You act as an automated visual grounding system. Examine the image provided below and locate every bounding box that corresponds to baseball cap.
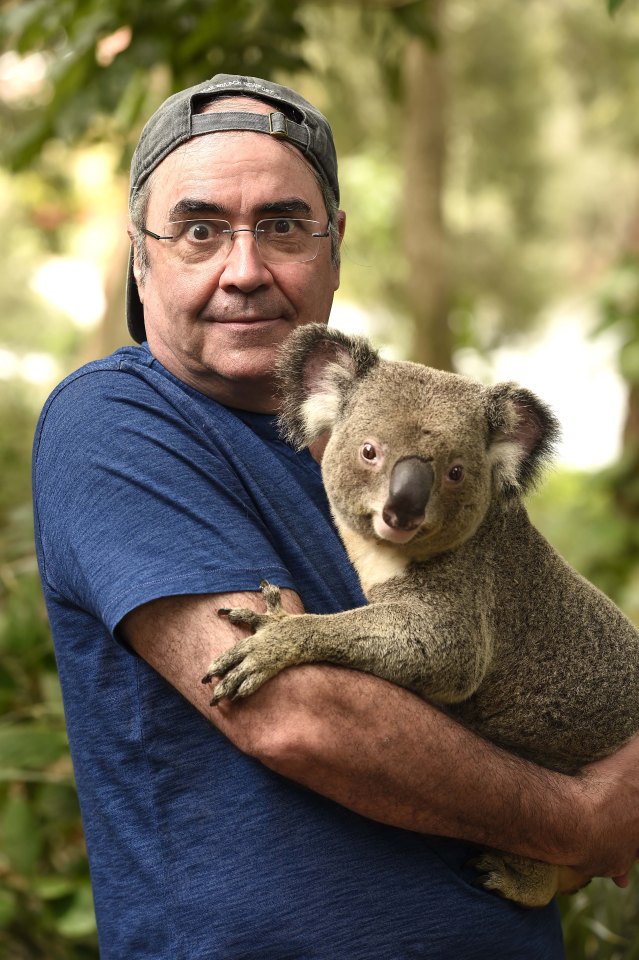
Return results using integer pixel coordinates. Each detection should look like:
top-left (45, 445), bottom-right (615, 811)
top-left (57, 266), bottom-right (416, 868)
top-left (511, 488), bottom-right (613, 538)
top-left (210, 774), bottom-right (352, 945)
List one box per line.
top-left (126, 73), bottom-right (339, 343)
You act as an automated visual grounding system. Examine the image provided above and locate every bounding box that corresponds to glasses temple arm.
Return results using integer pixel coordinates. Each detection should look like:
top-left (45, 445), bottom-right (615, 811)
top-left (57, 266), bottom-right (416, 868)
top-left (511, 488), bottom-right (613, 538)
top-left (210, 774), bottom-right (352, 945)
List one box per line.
top-left (140, 227), bottom-right (174, 241)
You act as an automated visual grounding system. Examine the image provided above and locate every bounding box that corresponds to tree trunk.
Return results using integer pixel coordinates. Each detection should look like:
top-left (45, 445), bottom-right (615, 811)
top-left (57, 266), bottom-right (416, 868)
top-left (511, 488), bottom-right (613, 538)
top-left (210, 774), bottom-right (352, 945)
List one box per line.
top-left (401, 0), bottom-right (452, 370)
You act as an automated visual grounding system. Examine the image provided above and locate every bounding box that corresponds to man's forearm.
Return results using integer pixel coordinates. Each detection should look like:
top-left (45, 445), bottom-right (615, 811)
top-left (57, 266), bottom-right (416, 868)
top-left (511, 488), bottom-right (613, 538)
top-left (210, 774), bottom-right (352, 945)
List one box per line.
top-left (216, 664), bottom-right (596, 866)
top-left (123, 591), bottom-right (639, 879)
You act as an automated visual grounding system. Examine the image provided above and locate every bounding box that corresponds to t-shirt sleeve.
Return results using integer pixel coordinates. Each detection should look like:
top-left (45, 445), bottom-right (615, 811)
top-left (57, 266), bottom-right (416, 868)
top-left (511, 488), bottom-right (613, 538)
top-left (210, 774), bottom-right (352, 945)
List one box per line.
top-left (33, 369), bottom-right (296, 634)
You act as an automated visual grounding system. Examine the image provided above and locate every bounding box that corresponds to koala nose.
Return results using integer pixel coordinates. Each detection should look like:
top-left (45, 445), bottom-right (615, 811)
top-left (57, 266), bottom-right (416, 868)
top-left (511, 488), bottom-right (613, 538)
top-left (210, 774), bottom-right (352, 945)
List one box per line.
top-left (383, 457), bottom-right (434, 531)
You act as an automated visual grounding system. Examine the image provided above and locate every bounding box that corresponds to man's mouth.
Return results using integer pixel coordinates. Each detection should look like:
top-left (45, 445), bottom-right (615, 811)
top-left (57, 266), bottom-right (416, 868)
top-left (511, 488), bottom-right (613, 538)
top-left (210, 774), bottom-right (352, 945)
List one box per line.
top-left (214, 316), bottom-right (283, 325)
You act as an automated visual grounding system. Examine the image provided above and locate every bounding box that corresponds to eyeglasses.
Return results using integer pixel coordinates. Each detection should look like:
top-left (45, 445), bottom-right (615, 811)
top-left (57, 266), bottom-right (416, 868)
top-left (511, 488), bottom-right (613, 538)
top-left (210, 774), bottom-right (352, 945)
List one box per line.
top-left (141, 218), bottom-right (330, 265)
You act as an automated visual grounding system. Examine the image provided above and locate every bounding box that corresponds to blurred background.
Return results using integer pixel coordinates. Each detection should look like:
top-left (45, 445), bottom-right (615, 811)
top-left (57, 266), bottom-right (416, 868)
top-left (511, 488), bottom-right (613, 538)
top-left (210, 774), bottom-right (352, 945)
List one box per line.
top-left (1, 0), bottom-right (639, 956)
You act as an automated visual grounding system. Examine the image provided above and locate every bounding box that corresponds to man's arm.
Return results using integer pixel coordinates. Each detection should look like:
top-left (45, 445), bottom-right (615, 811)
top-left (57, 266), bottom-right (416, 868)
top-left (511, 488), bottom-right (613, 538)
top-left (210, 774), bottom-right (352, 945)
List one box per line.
top-left (120, 590), bottom-right (639, 879)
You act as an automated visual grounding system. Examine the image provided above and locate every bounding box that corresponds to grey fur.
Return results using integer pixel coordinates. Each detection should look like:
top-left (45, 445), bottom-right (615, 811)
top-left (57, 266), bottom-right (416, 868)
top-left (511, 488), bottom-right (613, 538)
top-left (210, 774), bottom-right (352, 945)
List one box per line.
top-left (203, 324), bottom-right (639, 907)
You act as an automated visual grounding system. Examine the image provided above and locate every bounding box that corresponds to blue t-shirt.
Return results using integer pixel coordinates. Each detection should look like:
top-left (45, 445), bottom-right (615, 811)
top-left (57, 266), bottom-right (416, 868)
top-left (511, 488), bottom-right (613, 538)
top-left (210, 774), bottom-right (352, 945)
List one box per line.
top-left (32, 343), bottom-right (564, 959)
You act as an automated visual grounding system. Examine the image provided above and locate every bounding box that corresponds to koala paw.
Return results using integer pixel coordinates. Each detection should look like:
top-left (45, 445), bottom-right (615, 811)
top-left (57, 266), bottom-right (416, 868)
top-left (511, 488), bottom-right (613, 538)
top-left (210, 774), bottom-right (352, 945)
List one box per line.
top-left (201, 582), bottom-right (299, 704)
top-left (470, 851), bottom-right (559, 908)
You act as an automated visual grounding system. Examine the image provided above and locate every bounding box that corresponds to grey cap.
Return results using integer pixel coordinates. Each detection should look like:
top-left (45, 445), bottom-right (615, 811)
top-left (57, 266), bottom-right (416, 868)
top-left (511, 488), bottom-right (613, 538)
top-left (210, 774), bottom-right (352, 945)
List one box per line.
top-left (126, 73), bottom-right (339, 343)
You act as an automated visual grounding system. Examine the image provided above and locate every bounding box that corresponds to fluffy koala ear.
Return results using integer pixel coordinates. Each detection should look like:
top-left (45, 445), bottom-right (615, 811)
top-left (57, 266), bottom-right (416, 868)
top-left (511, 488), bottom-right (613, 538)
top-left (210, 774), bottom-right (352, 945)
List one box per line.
top-left (276, 323), bottom-right (379, 449)
top-left (485, 383), bottom-right (561, 497)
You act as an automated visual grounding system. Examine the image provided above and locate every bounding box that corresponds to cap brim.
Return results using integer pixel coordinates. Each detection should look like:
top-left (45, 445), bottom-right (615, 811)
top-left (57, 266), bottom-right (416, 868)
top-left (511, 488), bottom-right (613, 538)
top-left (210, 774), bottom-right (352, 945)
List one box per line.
top-left (126, 247), bottom-right (146, 343)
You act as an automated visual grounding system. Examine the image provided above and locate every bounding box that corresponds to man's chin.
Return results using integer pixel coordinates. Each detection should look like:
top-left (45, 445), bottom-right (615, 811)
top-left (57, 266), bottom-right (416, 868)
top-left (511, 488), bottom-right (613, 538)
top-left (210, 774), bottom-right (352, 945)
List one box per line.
top-left (203, 315), bottom-right (295, 347)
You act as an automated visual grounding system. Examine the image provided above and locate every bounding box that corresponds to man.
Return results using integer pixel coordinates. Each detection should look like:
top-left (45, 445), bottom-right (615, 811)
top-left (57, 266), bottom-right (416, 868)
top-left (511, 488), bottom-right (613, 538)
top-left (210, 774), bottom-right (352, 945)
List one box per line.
top-left (33, 74), bottom-right (639, 959)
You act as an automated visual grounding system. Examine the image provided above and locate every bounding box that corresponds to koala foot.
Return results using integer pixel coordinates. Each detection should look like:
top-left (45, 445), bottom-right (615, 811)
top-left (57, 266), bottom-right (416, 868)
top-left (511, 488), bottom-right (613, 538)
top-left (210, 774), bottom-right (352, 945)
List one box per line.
top-left (202, 582), bottom-right (299, 704)
top-left (470, 851), bottom-right (560, 908)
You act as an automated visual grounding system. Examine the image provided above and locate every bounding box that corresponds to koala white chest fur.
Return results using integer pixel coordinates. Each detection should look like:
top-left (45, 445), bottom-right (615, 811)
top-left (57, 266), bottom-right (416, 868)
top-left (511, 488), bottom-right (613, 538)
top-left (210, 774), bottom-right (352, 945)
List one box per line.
top-left (337, 525), bottom-right (409, 593)
top-left (204, 323), bottom-right (639, 909)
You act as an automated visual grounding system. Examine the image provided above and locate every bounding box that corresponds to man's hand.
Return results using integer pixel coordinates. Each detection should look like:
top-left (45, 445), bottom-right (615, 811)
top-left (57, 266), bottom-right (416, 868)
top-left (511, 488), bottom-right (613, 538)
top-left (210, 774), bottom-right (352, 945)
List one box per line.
top-left (613, 873), bottom-right (631, 888)
top-left (571, 735), bottom-right (639, 879)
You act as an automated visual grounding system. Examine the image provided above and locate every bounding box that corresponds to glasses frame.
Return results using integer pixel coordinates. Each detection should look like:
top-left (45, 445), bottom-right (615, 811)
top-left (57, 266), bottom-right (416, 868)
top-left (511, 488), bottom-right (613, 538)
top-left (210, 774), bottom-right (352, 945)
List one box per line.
top-left (140, 217), bottom-right (331, 265)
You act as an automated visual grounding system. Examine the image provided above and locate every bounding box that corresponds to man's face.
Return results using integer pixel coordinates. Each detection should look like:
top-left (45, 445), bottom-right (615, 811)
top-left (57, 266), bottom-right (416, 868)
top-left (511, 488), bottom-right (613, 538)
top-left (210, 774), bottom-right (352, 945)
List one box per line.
top-left (131, 119), bottom-right (344, 412)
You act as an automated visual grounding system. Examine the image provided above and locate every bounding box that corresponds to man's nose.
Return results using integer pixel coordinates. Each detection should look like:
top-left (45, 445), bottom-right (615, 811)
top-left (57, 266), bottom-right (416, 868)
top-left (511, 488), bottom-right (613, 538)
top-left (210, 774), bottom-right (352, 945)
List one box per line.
top-left (217, 229), bottom-right (274, 292)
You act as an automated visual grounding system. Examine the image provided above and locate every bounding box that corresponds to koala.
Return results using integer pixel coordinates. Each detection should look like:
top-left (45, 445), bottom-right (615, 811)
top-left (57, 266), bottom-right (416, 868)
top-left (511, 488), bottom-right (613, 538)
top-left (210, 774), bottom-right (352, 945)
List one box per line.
top-left (203, 323), bottom-right (639, 908)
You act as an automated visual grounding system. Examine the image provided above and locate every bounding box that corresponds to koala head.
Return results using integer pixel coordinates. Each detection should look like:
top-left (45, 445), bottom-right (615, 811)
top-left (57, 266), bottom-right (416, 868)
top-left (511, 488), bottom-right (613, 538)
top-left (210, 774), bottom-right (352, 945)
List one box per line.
top-left (277, 325), bottom-right (560, 559)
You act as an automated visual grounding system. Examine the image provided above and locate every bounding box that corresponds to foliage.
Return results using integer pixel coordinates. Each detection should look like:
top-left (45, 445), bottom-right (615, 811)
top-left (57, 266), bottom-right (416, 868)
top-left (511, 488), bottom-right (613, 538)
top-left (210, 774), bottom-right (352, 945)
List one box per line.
top-left (297, 0), bottom-right (639, 360)
top-left (0, 388), bottom-right (98, 958)
top-left (596, 257), bottom-right (639, 392)
top-left (1, 0), bottom-right (309, 171)
top-left (4, 0), bottom-right (637, 359)
top-left (560, 875), bottom-right (639, 960)
top-left (294, 1), bottom-right (560, 358)
top-left (0, 166), bottom-right (81, 359)
top-left (529, 468), bottom-right (639, 623)
top-left (557, 2), bottom-right (639, 157)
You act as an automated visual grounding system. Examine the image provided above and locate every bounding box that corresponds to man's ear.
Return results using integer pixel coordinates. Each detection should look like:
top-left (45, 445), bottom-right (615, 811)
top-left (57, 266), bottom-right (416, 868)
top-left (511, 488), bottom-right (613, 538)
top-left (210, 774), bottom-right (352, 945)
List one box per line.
top-left (332, 210), bottom-right (346, 292)
top-left (277, 323), bottom-right (379, 449)
top-left (337, 210), bottom-right (346, 246)
top-left (127, 224), bottom-right (145, 298)
top-left (485, 383), bottom-right (561, 497)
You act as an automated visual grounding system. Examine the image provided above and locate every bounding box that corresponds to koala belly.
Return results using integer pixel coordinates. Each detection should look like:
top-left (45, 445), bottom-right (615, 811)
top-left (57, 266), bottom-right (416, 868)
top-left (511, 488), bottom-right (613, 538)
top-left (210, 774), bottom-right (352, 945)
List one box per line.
top-left (449, 646), bottom-right (639, 774)
top-left (444, 532), bottom-right (639, 773)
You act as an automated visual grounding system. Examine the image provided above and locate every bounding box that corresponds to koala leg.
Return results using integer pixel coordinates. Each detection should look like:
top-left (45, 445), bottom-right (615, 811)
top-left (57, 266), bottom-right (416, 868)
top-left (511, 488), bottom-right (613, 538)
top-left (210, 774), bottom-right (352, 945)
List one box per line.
top-left (202, 583), bottom-right (485, 705)
top-left (471, 852), bottom-right (561, 908)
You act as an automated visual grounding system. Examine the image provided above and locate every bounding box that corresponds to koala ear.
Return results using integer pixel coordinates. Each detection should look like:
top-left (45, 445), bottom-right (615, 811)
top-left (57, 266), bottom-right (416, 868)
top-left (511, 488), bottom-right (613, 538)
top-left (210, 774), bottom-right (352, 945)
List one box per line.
top-left (485, 383), bottom-right (561, 497)
top-left (276, 323), bottom-right (379, 449)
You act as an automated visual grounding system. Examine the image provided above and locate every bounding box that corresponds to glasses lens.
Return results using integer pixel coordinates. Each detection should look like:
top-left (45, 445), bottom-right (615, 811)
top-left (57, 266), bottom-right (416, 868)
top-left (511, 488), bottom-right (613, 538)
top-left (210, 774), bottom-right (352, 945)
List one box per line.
top-left (256, 219), bottom-right (322, 263)
top-left (161, 218), bottom-right (326, 264)
top-left (165, 220), bottom-right (230, 262)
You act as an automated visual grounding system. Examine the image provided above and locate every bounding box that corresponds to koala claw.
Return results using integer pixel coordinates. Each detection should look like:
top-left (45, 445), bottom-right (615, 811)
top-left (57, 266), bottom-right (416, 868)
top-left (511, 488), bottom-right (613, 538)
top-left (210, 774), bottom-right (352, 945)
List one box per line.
top-left (205, 636), bottom-right (293, 704)
top-left (259, 580), bottom-right (285, 613)
top-left (217, 606), bottom-right (265, 629)
top-left (214, 582), bottom-right (286, 631)
top-left (469, 854), bottom-right (509, 897)
top-left (202, 583), bottom-right (295, 702)
top-left (209, 661), bottom-right (274, 704)
top-left (469, 852), bottom-right (558, 908)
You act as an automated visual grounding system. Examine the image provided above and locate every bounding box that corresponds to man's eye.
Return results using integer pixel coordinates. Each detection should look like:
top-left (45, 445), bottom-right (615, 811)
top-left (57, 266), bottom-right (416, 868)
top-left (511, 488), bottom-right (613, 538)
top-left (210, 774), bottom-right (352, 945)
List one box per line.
top-left (272, 219), bottom-right (296, 235)
top-left (185, 221), bottom-right (216, 242)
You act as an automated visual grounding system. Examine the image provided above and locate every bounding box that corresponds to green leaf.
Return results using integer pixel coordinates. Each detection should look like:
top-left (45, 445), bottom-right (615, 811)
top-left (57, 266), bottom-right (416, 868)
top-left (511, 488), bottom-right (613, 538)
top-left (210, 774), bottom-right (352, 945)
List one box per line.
top-left (32, 875), bottom-right (79, 900)
top-left (620, 340), bottom-right (639, 385)
top-left (391, 0), bottom-right (438, 46)
top-left (583, 916), bottom-right (628, 945)
top-left (0, 726), bottom-right (69, 770)
top-left (0, 888), bottom-right (18, 930)
top-left (2, 790), bottom-right (42, 875)
top-left (608, 0), bottom-right (625, 13)
top-left (55, 884), bottom-right (97, 939)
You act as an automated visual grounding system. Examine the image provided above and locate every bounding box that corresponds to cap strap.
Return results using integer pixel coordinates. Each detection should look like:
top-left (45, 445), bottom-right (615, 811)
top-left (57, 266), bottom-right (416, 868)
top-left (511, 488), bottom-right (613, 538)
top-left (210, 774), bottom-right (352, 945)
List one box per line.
top-left (191, 111), bottom-right (310, 152)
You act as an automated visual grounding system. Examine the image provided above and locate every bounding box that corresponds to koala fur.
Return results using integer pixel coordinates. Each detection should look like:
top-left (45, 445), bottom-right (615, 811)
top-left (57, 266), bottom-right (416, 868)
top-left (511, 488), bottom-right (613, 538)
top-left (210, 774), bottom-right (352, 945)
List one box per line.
top-left (203, 323), bottom-right (639, 908)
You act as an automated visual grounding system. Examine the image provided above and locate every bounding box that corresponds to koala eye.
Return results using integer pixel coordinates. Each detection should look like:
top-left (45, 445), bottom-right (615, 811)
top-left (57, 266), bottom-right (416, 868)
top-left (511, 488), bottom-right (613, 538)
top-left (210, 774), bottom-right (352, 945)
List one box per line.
top-left (360, 443), bottom-right (379, 463)
top-left (447, 464), bottom-right (465, 483)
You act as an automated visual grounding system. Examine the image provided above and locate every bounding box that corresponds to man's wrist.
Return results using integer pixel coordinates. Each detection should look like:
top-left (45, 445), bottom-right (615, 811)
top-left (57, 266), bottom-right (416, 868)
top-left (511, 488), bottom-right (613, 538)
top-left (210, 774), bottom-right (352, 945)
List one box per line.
top-left (557, 760), bottom-right (635, 878)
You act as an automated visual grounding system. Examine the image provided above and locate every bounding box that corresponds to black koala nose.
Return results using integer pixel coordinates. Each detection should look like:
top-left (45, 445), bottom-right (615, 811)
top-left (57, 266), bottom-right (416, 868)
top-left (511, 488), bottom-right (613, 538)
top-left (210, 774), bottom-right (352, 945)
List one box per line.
top-left (383, 457), bottom-right (434, 530)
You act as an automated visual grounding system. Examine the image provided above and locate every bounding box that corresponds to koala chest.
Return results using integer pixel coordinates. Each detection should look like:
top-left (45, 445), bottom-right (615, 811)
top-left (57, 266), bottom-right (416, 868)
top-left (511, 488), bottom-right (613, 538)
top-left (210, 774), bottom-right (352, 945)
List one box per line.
top-left (337, 526), bottom-right (409, 596)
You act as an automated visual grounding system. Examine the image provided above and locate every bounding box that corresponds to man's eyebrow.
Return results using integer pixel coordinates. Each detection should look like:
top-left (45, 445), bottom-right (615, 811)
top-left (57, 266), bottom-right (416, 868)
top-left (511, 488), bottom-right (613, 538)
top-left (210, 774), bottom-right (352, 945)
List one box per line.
top-left (257, 198), bottom-right (313, 216)
top-left (167, 198), bottom-right (228, 220)
top-left (166, 196), bottom-right (315, 221)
